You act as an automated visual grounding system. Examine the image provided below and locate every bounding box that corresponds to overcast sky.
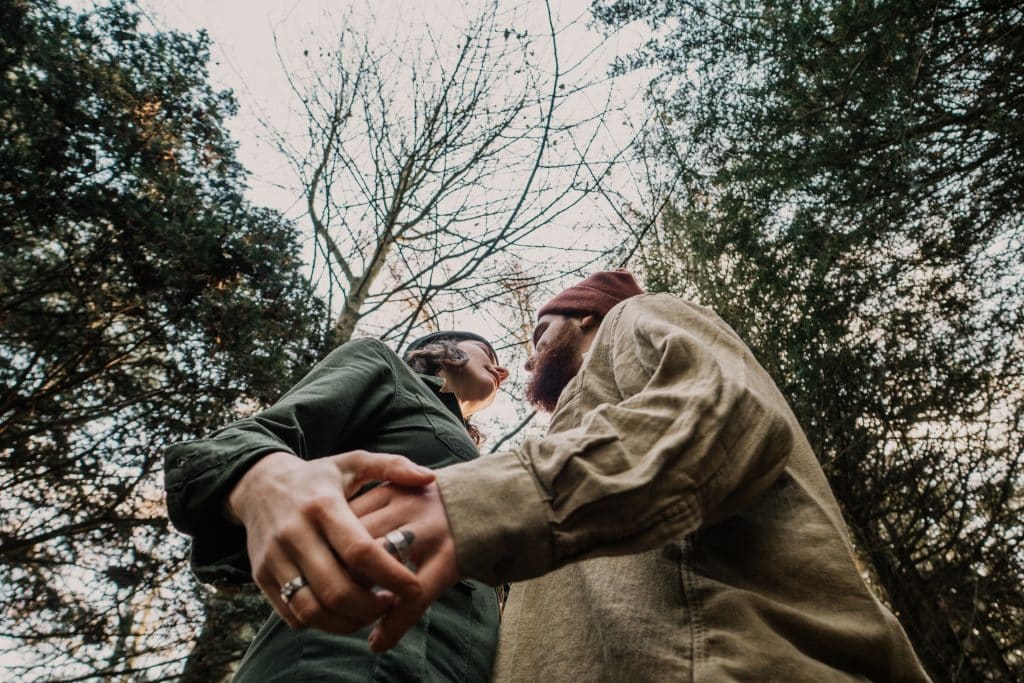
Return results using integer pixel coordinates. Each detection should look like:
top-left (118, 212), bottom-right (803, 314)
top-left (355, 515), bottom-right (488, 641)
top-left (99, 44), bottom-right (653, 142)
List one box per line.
top-left (135, 0), bottom-right (651, 219)
top-left (126, 0), bottom-right (654, 433)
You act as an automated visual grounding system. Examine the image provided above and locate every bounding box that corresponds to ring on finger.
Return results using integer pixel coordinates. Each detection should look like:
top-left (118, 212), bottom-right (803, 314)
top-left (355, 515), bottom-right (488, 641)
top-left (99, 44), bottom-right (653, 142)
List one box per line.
top-left (280, 574), bottom-right (309, 604)
top-left (383, 529), bottom-right (415, 564)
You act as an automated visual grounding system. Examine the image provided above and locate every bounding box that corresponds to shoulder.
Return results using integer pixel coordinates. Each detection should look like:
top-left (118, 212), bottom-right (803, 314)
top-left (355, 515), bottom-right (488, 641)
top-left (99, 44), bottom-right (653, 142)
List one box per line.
top-left (606, 293), bottom-right (699, 336)
top-left (332, 338), bottom-right (439, 395)
top-left (610, 293), bottom-right (735, 338)
top-left (303, 338), bottom-right (405, 388)
top-left (324, 337), bottom-right (399, 366)
top-left (612, 292), bottom-right (719, 323)
top-left (602, 294), bottom-right (747, 368)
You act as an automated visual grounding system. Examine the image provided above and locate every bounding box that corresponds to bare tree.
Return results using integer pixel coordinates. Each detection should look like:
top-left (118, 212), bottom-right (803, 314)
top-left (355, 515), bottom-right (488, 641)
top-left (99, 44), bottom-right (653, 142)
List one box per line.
top-left (270, 0), bottom-right (625, 348)
top-left (178, 1), bottom-right (637, 678)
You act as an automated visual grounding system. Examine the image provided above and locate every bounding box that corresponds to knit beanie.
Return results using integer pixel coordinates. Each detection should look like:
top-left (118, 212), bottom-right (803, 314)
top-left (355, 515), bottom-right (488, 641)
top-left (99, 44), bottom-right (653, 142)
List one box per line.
top-left (536, 269), bottom-right (644, 320)
top-left (403, 330), bottom-right (498, 363)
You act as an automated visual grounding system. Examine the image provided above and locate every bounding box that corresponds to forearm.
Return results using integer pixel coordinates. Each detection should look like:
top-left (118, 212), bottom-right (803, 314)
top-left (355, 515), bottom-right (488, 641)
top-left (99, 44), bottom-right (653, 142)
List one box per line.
top-left (164, 430), bottom-right (295, 582)
top-left (436, 297), bottom-right (793, 585)
top-left (163, 338), bottom-right (396, 581)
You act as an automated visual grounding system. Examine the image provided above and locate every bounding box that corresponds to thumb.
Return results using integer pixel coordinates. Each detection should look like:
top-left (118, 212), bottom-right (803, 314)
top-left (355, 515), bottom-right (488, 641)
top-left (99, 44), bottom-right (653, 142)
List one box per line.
top-left (331, 450), bottom-right (435, 492)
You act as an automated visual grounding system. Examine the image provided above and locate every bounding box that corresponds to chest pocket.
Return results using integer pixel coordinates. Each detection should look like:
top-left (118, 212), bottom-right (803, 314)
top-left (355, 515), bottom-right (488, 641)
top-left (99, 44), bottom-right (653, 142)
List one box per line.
top-left (417, 394), bottom-right (478, 465)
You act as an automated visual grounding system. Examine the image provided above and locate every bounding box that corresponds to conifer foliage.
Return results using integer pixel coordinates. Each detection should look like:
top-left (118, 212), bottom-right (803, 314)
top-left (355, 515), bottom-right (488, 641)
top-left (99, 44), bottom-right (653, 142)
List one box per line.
top-left (595, 1), bottom-right (1023, 679)
top-left (1, 2), bottom-right (328, 678)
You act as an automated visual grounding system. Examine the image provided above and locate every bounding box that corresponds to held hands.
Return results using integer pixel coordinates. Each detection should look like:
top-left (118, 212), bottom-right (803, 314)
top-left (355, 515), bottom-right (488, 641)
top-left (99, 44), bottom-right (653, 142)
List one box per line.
top-left (350, 481), bottom-right (464, 651)
top-left (227, 450), bottom-right (437, 634)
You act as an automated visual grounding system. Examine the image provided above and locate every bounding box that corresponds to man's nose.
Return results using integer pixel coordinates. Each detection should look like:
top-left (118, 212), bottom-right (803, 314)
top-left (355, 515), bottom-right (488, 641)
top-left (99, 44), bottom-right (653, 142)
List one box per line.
top-left (524, 356), bottom-right (535, 372)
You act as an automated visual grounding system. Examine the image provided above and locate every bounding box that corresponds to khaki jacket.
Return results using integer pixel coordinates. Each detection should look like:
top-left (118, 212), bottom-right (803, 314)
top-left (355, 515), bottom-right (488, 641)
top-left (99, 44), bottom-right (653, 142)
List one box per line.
top-left (436, 294), bottom-right (930, 681)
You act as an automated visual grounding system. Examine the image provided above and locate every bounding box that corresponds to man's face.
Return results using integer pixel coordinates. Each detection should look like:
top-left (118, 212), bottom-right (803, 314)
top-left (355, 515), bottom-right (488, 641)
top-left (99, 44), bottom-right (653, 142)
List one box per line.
top-left (524, 314), bottom-right (588, 413)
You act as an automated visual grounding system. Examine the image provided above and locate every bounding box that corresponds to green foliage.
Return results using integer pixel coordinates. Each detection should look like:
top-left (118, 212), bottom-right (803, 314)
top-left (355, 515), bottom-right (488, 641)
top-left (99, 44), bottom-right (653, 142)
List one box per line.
top-left (0, 1), bottom-right (328, 679)
top-left (596, 0), bottom-right (1022, 679)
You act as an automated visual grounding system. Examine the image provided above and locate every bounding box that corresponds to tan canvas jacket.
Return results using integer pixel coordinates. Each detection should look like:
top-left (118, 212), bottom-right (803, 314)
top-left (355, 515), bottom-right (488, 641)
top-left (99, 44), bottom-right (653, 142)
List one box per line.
top-left (436, 294), bottom-right (930, 682)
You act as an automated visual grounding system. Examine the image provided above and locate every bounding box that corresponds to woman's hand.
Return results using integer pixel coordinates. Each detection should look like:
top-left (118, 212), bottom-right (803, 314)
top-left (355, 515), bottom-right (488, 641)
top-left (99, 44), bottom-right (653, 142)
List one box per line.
top-left (350, 482), bottom-right (464, 651)
top-left (227, 450), bottom-right (436, 633)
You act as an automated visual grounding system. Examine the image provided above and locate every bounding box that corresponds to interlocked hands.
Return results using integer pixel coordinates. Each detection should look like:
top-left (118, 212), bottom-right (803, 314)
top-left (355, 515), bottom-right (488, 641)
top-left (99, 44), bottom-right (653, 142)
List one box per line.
top-left (228, 450), bottom-right (463, 651)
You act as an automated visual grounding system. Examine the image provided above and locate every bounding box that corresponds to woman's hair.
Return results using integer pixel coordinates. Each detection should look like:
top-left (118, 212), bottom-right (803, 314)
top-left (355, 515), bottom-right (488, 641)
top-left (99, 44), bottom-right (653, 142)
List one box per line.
top-left (403, 337), bottom-right (483, 446)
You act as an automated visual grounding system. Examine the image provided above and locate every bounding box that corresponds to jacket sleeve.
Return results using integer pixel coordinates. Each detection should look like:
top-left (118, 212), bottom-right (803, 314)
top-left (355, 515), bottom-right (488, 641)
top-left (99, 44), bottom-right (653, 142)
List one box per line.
top-left (435, 296), bottom-right (795, 584)
top-left (163, 337), bottom-right (398, 584)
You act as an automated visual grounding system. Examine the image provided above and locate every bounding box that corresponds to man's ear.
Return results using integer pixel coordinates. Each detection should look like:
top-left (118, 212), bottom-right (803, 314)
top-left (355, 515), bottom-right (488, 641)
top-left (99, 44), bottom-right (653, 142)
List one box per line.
top-left (579, 314), bottom-right (599, 332)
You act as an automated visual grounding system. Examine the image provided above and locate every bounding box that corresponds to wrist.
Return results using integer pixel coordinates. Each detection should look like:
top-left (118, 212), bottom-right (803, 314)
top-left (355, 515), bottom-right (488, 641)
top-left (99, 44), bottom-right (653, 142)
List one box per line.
top-left (225, 450), bottom-right (299, 524)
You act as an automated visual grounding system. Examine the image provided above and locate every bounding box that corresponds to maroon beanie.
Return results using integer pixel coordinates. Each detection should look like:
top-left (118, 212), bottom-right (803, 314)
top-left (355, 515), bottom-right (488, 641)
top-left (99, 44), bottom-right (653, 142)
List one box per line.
top-left (536, 269), bottom-right (644, 320)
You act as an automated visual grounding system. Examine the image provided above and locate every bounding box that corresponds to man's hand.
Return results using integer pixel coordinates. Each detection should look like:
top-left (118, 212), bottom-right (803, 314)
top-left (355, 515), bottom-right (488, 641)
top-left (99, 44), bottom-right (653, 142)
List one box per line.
top-left (227, 450), bottom-right (436, 633)
top-left (350, 482), bottom-right (464, 652)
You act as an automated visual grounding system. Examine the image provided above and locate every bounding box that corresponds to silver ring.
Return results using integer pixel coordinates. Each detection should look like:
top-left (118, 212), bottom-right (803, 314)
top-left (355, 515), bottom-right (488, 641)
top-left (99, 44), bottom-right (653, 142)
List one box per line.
top-left (279, 575), bottom-right (308, 604)
top-left (383, 529), bottom-right (415, 563)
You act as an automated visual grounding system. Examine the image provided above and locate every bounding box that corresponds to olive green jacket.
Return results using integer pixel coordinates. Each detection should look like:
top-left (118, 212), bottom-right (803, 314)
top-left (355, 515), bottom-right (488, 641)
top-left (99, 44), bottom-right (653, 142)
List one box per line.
top-left (436, 294), bottom-right (931, 682)
top-left (164, 338), bottom-right (499, 682)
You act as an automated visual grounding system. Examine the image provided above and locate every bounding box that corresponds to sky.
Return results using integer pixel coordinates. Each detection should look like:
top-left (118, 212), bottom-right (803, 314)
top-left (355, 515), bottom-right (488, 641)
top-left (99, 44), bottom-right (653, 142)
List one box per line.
top-left (124, 0), bottom-right (654, 434)
top-left (11, 4), bottom-right (652, 673)
top-left (134, 0), bottom-right (651, 222)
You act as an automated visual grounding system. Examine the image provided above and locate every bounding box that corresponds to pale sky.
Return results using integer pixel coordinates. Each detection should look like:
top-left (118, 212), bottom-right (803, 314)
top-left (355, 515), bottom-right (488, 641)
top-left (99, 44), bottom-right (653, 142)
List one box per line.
top-left (136, 0), bottom-right (652, 221)
top-left (127, 0), bottom-right (654, 434)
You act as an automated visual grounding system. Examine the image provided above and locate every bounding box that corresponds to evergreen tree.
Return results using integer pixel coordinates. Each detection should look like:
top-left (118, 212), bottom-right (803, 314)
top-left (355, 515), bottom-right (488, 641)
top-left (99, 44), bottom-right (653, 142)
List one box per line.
top-left (0, 1), bottom-right (328, 679)
top-left (595, 0), bottom-right (1023, 679)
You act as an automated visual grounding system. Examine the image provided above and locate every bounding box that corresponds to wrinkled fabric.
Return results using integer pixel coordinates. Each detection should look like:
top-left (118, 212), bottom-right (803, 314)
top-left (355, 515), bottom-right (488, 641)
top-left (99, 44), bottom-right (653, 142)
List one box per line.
top-left (436, 294), bottom-right (930, 682)
top-left (164, 338), bottom-right (499, 682)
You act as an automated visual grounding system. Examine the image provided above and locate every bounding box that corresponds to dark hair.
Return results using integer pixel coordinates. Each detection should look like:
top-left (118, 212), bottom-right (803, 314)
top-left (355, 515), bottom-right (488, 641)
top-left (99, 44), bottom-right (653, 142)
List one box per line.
top-left (404, 337), bottom-right (483, 446)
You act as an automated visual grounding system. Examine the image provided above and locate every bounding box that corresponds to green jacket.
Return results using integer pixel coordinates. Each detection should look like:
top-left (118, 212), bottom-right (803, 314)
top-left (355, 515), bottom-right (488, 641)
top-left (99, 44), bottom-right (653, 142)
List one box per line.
top-left (164, 338), bottom-right (499, 682)
top-left (436, 294), bottom-right (931, 682)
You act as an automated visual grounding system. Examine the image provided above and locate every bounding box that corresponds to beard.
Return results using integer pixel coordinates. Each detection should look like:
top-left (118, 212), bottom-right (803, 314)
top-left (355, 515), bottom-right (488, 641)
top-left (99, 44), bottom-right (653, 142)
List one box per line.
top-left (524, 327), bottom-right (584, 413)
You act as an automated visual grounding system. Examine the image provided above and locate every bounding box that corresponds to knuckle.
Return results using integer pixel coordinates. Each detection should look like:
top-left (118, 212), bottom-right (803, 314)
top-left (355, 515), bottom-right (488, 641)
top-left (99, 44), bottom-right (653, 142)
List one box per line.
top-left (299, 494), bottom-right (337, 523)
top-left (318, 585), bottom-right (345, 611)
top-left (342, 538), bottom-right (378, 566)
top-left (319, 585), bottom-right (356, 614)
top-left (289, 600), bottom-right (320, 626)
top-left (253, 566), bottom-right (274, 590)
top-left (270, 522), bottom-right (303, 549)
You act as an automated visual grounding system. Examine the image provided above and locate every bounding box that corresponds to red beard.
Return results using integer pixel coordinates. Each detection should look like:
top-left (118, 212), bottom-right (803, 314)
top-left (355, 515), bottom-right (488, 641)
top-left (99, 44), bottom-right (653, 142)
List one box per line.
top-left (524, 327), bottom-right (584, 413)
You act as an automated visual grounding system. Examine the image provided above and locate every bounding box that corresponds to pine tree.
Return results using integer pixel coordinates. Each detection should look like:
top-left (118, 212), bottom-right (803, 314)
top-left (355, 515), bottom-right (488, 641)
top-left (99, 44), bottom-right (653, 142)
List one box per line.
top-left (1, 2), bottom-right (329, 679)
top-left (595, 0), bottom-right (1023, 678)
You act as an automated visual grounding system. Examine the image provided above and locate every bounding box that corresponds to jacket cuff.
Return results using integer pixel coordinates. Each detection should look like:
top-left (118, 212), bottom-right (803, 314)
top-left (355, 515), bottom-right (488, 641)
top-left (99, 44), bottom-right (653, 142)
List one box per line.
top-left (164, 436), bottom-right (289, 583)
top-left (435, 453), bottom-right (552, 585)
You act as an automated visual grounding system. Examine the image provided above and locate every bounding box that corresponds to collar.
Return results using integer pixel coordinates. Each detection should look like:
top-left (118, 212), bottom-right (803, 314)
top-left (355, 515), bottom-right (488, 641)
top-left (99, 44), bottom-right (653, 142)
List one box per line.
top-left (418, 374), bottom-right (467, 423)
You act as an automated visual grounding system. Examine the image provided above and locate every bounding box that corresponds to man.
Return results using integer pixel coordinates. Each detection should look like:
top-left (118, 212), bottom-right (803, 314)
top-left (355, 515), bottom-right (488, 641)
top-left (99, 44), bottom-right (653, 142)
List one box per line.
top-left (352, 270), bottom-right (931, 681)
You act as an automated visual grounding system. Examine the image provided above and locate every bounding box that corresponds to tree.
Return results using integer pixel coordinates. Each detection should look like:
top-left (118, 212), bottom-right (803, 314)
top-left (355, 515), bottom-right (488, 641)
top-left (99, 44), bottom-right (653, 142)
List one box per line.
top-left (0, 1), bottom-right (329, 679)
top-left (594, 0), bottom-right (1023, 679)
top-left (269, 0), bottom-right (627, 347)
top-left (179, 1), bottom-right (637, 676)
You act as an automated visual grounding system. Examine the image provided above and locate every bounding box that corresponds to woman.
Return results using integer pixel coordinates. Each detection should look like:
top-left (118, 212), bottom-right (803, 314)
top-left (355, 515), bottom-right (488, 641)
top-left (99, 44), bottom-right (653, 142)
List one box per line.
top-left (163, 331), bottom-right (509, 681)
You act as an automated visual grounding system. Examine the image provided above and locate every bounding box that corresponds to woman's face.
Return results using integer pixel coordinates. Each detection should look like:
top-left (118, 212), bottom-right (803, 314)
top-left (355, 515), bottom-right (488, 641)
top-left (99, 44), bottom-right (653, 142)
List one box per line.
top-left (444, 340), bottom-right (509, 416)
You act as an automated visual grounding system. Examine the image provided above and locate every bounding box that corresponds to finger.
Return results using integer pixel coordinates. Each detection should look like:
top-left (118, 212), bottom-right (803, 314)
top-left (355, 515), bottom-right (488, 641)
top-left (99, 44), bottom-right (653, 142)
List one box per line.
top-left (277, 524), bottom-right (394, 631)
top-left (358, 505), bottom-right (413, 541)
top-left (367, 555), bottom-right (453, 652)
top-left (314, 491), bottom-right (423, 602)
top-left (251, 553), bottom-right (306, 631)
top-left (349, 483), bottom-right (393, 517)
top-left (335, 451), bottom-right (435, 491)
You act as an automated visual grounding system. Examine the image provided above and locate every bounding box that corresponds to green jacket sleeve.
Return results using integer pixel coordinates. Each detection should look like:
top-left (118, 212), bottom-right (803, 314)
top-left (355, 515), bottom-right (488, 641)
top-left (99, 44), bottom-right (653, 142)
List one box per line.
top-left (163, 337), bottom-right (398, 584)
